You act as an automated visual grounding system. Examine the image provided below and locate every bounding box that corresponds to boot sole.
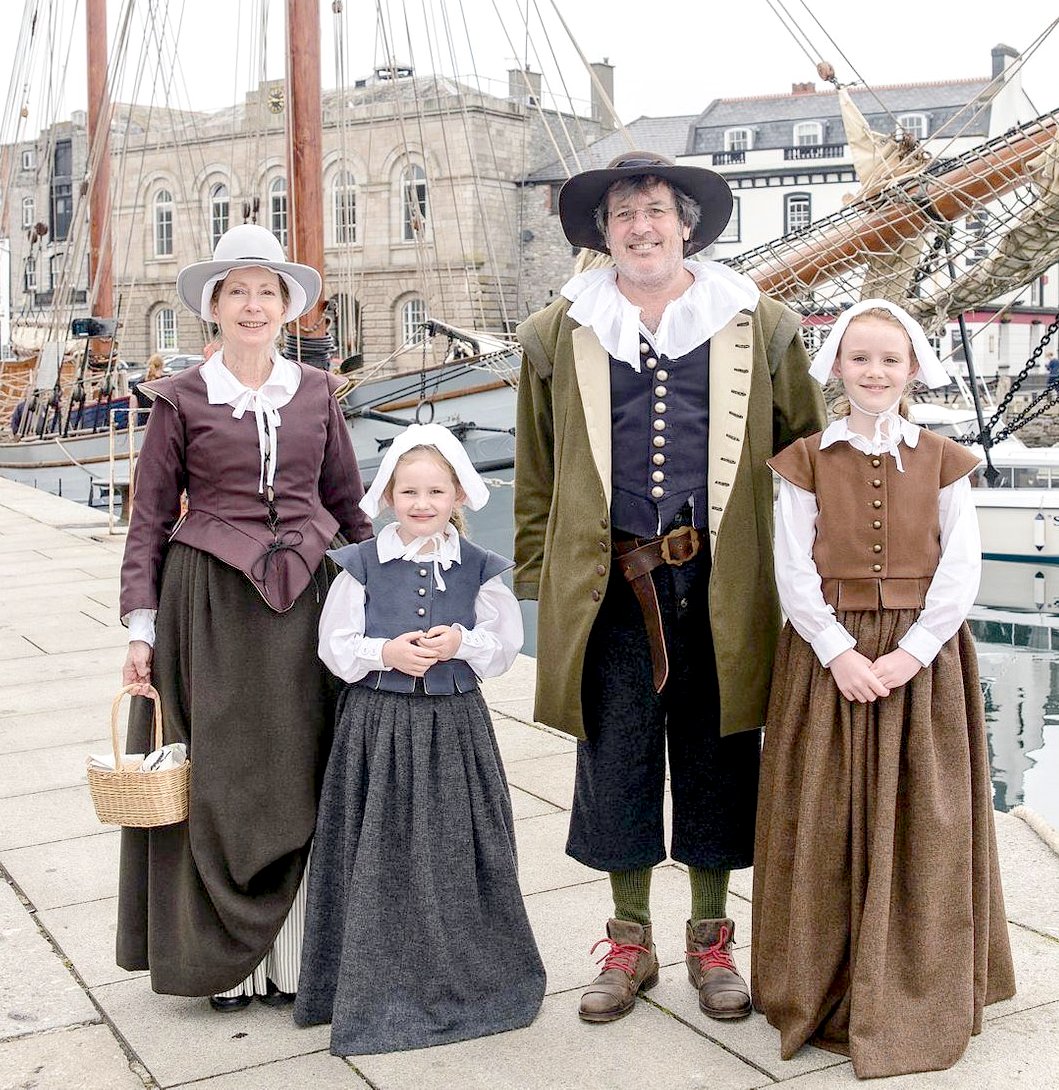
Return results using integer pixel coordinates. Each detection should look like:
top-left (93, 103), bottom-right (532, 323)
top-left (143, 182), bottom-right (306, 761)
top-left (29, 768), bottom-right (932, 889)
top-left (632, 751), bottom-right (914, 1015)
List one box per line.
top-left (578, 968), bottom-right (660, 1024)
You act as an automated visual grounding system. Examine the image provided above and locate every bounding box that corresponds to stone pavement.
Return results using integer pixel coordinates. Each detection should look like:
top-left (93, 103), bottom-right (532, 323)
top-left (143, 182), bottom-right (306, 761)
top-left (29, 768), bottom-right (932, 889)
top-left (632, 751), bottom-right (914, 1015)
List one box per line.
top-left (1, 474), bottom-right (1058, 1090)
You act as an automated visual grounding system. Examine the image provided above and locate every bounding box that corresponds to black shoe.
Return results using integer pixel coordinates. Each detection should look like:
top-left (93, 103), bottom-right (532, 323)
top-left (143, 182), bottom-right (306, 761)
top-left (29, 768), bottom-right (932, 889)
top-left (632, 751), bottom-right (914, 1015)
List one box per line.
top-left (257, 979), bottom-right (295, 1007)
top-left (209, 993), bottom-right (252, 1012)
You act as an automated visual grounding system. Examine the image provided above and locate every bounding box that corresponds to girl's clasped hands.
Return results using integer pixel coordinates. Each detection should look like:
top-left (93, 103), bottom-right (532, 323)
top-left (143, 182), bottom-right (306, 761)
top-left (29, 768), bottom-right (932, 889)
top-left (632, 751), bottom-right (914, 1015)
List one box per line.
top-left (381, 626), bottom-right (462, 676)
top-left (828, 646), bottom-right (922, 703)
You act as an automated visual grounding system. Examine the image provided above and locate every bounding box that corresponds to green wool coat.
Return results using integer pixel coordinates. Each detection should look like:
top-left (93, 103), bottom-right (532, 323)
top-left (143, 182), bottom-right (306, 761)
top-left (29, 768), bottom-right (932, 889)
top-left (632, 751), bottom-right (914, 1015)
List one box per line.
top-left (514, 293), bottom-right (826, 740)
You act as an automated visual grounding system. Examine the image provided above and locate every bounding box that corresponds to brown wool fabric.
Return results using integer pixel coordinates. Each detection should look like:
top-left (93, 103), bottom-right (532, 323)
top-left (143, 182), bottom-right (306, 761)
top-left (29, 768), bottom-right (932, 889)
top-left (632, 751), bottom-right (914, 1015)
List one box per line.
top-left (751, 612), bottom-right (1016, 1079)
top-left (116, 543), bottom-right (341, 996)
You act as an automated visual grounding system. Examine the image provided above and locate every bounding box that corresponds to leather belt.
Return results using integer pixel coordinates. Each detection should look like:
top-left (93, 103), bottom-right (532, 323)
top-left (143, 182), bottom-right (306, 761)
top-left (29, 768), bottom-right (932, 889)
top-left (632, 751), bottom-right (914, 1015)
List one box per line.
top-left (612, 525), bottom-right (704, 693)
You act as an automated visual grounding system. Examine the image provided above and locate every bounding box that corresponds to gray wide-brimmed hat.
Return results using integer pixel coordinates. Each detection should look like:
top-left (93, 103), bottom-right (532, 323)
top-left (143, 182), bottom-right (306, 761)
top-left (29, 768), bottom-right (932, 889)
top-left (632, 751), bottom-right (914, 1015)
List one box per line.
top-left (176, 223), bottom-right (322, 323)
top-left (558, 151), bottom-right (733, 257)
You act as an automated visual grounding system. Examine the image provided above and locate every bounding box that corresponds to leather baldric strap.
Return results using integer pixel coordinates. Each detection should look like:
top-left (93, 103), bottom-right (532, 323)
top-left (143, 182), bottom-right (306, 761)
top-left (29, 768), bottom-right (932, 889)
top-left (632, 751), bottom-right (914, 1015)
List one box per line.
top-left (612, 526), bottom-right (703, 693)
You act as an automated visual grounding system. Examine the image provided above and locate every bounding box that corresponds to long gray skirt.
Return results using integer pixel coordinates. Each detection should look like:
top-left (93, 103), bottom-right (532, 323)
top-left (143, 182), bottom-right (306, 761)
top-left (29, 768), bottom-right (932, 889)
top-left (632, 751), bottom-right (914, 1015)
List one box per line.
top-left (294, 685), bottom-right (546, 1055)
top-left (116, 543), bottom-right (340, 996)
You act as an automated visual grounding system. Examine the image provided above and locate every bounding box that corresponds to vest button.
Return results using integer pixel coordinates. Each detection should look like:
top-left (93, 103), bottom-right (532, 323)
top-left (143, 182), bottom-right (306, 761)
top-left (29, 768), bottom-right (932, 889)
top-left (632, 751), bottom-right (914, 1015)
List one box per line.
top-left (654, 402), bottom-right (667, 414)
top-left (872, 499), bottom-right (882, 508)
top-left (651, 486), bottom-right (664, 498)
top-left (418, 587), bottom-right (427, 595)
top-left (871, 458), bottom-right (881, 467)
top-left (873, 544), bottom-right (883, 553)
top-left (872, 563), bottom-right (882, 573)
top-left (596, 564), bottom-right (606, 576)
top-left (652, 471), bottom-right (665, 483)
top-left (872, 479), bottom-right (881, 487)
top-left (653, 453), bottom-right (665, 465)
top-left (656, 369), bottom-right (669, 382)
top-left (653, 419), bottom-right (666, 431)
top-left (640, 341), bottom-right (650, 354)
top-left (654, 385), bottom-right (667, 397)
top-left (872, 520), bottom-right (881, 529)
top-left (646, 357), bottom-right (657, 369)
top-left (418, 568), bottom-right (428, 577)
top-left (591, 589), bottom-right (601, 601)
top-left (653, 436), bottom-right (666, 448)
top-left (417, 607), bottom-right (426, 616)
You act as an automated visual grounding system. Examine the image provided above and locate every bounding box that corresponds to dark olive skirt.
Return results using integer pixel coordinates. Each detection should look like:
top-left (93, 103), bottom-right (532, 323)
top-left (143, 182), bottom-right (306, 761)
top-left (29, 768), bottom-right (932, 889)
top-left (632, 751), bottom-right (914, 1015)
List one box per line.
top-left (116, 542), bottom-right (341, 996)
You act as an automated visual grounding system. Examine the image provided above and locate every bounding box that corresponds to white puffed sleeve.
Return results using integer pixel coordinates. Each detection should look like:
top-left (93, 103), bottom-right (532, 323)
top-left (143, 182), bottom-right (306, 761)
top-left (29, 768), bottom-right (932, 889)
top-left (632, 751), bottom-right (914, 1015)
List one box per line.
top-left (452, 575), bottom-right (524, 678)
top-left (317, 571), bottom-right (389, 683)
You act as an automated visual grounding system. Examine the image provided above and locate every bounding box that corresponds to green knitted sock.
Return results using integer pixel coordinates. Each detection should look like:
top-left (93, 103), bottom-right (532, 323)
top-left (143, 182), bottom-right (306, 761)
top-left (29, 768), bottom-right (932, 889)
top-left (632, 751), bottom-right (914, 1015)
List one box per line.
top-left (609, 867), bottom-right (653, 926)
top-left (689, 866), bottom-right (730, 920)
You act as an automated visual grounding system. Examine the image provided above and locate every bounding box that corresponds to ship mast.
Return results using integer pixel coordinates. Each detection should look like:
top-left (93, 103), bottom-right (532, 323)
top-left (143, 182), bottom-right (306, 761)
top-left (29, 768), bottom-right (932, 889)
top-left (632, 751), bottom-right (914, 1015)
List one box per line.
top-left (85, 0), bottom-right (112, 319)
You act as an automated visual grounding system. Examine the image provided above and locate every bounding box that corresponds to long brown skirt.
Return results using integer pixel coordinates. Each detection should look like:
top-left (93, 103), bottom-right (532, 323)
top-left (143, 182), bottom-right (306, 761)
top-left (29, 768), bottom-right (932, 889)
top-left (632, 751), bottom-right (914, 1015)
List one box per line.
top-left (116, 543), bottom-right (340, 996)
top-left (751, 610), bottom-right (1015, 1080)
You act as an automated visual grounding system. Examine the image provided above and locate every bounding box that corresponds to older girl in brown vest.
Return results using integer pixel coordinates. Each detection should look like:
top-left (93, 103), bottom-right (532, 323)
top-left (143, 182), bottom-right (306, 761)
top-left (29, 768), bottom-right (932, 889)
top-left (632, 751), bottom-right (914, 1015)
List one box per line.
top-left (751, 300), bottom-right (1015, 1079)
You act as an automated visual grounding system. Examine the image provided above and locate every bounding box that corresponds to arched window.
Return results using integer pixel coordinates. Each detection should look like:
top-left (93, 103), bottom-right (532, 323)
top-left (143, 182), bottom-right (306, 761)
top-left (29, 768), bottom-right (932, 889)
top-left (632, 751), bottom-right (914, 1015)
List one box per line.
top-left (153, 189), bottom-right (174, 256)
top-left (21, 195), bottom-right (35, 229)
top-left (401, 165), bottom-right (427, 242)
top-left (270, 177), bottom-right (288, 246)
top-left (331, 171), bottom-right (356, 245)
top-left (154, 306), bottom-right (177, 351)
top-left (400, 296), bottom-right (426, 344)
top-left (210, 183), bottom-right (229, 248)
top-left (793, 121), bottom-right (822, 146)
top-left (784, 192), bottom-right (812, 233)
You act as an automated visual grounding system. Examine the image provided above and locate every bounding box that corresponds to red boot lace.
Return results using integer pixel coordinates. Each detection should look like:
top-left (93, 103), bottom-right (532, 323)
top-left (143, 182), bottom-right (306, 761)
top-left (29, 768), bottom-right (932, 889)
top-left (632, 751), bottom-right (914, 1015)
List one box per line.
top-left (589, 937), bottom-right (650, 978)
top-left (686, 924), bottom-right (735, 973)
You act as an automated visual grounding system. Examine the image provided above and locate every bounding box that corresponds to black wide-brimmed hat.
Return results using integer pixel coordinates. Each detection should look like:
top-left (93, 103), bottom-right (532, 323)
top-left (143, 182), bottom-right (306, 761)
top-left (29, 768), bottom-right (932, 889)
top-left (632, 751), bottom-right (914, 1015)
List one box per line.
top-left (558, 151), bottom-right (733, 257)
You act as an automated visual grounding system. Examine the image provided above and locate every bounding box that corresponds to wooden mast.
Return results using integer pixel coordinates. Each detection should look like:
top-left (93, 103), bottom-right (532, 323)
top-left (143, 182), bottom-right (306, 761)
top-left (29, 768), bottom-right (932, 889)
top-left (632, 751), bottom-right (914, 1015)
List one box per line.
top-left (285, 0), bottom-right (325, 342)
top-left (85, 0), bottom-right (112, 319)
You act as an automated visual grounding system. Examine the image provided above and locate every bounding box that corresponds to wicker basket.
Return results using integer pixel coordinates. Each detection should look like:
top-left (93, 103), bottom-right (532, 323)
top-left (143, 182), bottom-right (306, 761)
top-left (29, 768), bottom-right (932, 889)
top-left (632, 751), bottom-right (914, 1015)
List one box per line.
top-left (87, 686), bottom-right (190, 827)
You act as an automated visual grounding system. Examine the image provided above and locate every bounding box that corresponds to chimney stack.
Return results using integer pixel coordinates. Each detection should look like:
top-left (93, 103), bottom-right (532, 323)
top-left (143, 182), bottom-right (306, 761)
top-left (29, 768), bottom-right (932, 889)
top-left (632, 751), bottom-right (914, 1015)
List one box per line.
top-left (508, 67), bottom-right (542, 106)
top-left (590, 59), bottom-right (616, 131)
top-left (791, 81), bottom-right (816, 95)
top-left (991, 43), bottom-right (1019, 80)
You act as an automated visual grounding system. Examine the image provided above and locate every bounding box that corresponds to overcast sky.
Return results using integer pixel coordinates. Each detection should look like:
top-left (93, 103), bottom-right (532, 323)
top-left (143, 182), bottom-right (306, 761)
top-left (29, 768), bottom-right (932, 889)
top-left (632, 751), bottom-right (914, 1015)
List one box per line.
top-left (3, 1), bottom-right (1056, 140)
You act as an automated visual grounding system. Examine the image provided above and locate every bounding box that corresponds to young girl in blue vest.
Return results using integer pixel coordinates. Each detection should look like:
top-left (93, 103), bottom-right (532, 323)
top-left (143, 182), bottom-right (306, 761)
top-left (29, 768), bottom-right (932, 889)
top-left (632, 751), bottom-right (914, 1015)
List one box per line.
top-left (294, 423), bottom-right (545, 1055)
top-left (751, 300), bottom-right (1015, 1079)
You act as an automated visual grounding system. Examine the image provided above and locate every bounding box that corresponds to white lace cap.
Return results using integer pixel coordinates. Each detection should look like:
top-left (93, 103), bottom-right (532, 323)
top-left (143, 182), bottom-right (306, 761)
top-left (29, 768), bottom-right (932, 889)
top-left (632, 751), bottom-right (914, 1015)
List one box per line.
top-left (809, 298), bottom-right (951, 389)
top-left (360, 423), bottom-right (490, 518)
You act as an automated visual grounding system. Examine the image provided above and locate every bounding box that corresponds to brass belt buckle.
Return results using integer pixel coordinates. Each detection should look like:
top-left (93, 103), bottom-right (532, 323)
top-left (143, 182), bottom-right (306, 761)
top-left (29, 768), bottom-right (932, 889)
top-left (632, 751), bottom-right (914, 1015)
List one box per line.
top-left (660, 525), bottom-right (698, 566)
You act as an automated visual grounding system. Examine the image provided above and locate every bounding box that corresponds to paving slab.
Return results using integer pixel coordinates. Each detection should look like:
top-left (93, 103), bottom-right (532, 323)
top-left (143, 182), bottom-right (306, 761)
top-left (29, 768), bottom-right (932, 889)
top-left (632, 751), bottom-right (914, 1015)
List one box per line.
top-left (0, 877), bottom-right (98, 1041)
top-left (506, 750), bottom-right (577, 810)
top-left (12, 621), bottom-right (128, 656)
top-left (0, 1024), bottom-right (144, 1090)
top-left (93, 976), bottom-right (332, 1087)
top-left (514, 811), bottom-right (601, 896)
top-left (349, 989), bottom-right (770, 1090)
top-left (994, 810), bottom-right (1059, 939)
top-left (0, 704), bottom-right (113, 755)
top-left (0, 673), bottom-right (116, 718)
top-left (0, 631), bottom-right (44, 660)
top-left (0, 784), bottom-right (104, 850)
top-left (37, 897), bottom-right (147, 989)
top-left (4, 645), bottom-right (127, 689)
top-left (492, 715), bottom-right (575, 764)
top-left (1, 830), bottom-right (120, 910)
top-left (509, 784), bottom-right (562, 821)
top-left (167, 1050), bottom-right (368, 1089)
top-left (0, 739), bottom-right (110, 798)
top-left (984, 920), bottom-right (1059, 1021)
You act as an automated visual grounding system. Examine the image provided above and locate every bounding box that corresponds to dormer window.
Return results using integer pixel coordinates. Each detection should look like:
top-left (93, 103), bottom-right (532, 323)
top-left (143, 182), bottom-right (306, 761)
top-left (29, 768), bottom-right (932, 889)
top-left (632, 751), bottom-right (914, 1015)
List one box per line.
top-left (793, 121), bottom-right (823, 146)
top-left (724, 128), bottom-right (753, 152)
top-left (896, 113), bottom-right (928, 140)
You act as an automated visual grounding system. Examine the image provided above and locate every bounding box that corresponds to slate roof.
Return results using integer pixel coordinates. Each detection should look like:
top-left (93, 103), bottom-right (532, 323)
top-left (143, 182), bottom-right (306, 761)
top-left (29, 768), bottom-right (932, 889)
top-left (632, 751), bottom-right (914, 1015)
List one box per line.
top-left (686, 79), bottom-right (995, 155)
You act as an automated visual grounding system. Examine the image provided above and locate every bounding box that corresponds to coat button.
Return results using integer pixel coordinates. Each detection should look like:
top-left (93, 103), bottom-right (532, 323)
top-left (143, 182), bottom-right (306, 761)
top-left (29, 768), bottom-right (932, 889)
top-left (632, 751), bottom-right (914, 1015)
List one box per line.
top-left (591, 589), bottom-right (601, 601)
top-left (653, 419), bottom-right (666, 431)
top-left (419, 568), bottom-right (428, 577)
top-left (654, 402), bottom-right (667, 414)
top-left (654, 385), bottom-right (667, 397)
top-left (599, 540), bottom-right (607, 551)
top-left (657, 369), bottom-right (669, 381)
top-left (651, 486), bottom-right (664, 498)
top-left (600, 518), bottom-right (608, 529)
top-left (652, 471), bottom-right (665, 483)
top-left (872, 520), bottom-right (882, 529)
top-left (418, 587), bottom-right (427, 595)
top-left (653, 453), bottom-right (665, 465)
top-left (872, 499), bottom-right (882, 508)
top-left (653, 436), bottom-right (666, 448)
top-left (872, 564), bottom-right (882, 573)
top-left (871, 458), bottom-right (881, 467)
top-left (596, 564), bottom-right (606, 576)
top-left (417, 607), bottom-right (426, 616)
top-left (873, 544), bottom-right (882, 553)
top-left (872, 479), bottom-right (881, 487)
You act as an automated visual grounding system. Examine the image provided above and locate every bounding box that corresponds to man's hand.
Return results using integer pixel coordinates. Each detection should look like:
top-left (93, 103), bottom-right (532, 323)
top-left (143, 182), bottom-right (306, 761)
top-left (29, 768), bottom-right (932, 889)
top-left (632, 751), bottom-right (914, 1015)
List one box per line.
top-left (122, 640), bottom-right (154, 696)
top-left (382, 631), bottom-right (439, 677)
top-left (828, 648), bottom-right (890, 703)
top-left (870, 648), bottom-right (922, 690)
top-left (417, 625), bottom-right (462, 662)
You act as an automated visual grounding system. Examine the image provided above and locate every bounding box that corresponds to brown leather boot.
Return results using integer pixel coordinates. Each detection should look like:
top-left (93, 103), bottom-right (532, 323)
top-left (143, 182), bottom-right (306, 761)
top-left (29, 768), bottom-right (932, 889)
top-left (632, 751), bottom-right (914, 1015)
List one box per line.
top-left (685, 917), bottom-right (751, 1020)
top-left (578, 918), bottom-right (659, 1023)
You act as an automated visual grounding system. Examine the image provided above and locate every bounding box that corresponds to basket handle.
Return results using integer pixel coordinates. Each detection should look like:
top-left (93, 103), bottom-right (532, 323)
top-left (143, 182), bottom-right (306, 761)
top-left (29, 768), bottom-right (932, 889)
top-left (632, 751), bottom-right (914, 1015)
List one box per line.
top-left (111, 685), bottom-right (163, 770)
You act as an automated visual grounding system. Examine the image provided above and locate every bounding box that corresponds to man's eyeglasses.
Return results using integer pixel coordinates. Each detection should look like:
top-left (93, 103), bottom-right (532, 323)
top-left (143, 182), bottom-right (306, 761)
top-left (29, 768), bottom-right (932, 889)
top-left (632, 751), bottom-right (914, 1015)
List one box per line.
top-left (610, 205), bottom-right (677, 225)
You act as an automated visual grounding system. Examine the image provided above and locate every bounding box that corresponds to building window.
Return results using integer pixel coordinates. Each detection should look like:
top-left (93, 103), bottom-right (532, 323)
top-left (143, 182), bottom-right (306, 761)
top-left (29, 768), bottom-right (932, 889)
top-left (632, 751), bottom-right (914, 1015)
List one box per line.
top-left (332, 170), bottom-right (356, 244)
top-left (793, 122), bottom-right (823, 146)
top-left (329, 293), bottom-right (360, 357)
top-left (784, 192), bottom-right (812, 233)
top-left (400, 296), bottom-right (427, 343)
top-left (269, 177), bottom-right (288, 246)
top-left (717, 196), bottom-right (740, 243)
top-left (401, 165), bottom-right (427, 242)
top-left (724, 128), bottom-right (753, 152)
top-left (21, 148), bottom-right (35, 170)
top-left (210, 183), bottom-right (229, 248)
top-left (21, 196), bottom-right (34, 228)
top-left (24, 256), bottom-right (36, 292)
top-left (154, 189), bottom-right (174, 256)
top-left (51, 139), bottom-right (73, 241)
top-left (49, 253), bottom-right (63, 290)
top-left (154, 307), bottom-right (177, 352)
top-left (896, 113), bottom-right (928, 140)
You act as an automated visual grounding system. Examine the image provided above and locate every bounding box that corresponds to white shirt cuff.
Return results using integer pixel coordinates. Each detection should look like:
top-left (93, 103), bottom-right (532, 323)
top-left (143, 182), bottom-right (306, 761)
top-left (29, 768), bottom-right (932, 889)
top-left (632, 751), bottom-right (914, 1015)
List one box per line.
top-left (811, 622), bottom-right (857, 668)
top-left (360, 636), bottom-right (389, 671)
top-left (898, 623), bottom-right (943, 668)
top-left (125, 609), bottom-right (157, 647)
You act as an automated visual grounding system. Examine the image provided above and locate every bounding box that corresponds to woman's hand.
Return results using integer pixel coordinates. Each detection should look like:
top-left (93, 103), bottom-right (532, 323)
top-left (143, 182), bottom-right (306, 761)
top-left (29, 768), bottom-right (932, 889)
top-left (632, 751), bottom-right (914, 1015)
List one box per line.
top-left (417, 625), bottom-right (462, 662)
top-left (870, 648), bottom-right (922, 690)
top-left (382, 631), bottom-right (439, 677)
top-left (122, 641), bottom-right (154, 695)
top-left (828, 648), bottom-right (890, 703)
